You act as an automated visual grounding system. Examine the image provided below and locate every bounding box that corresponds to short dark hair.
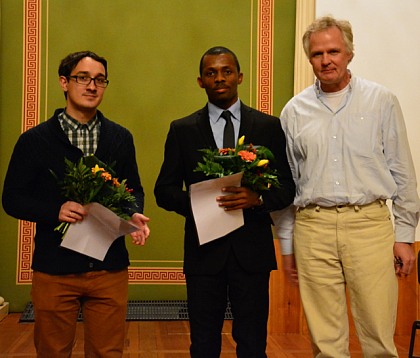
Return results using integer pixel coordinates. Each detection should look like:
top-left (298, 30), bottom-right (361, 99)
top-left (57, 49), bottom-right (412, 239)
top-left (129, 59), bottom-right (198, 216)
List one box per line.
top-left (199, 46), bottom-right (240, 76)
top-left (58, 51), bottom-right (108, 78)
top-left (58, 51), bottom-right (107, 99)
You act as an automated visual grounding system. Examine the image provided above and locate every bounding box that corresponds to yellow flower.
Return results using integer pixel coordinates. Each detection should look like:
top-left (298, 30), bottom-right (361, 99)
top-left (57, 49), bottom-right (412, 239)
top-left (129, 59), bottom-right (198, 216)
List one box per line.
top-left (238, 135), bottom-right (245, 146)
top-left (257, 159), bottom-right (269, 166)
top-left (92, 164), bottom-right (105, 175)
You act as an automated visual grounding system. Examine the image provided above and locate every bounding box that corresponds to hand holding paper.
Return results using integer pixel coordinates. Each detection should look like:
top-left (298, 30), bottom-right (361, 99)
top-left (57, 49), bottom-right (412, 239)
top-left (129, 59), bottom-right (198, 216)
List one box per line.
top-left (60, 203), bottom-right (141, 261)
top-left (190, 172), bottom-right (244, 245)
top-left (216, 185), bottom-right (260, 211)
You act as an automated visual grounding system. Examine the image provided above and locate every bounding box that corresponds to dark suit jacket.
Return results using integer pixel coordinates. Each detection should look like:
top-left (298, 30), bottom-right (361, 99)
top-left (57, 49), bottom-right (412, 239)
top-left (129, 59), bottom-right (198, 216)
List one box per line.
top-left (154, 102), bottom-right (295, 275)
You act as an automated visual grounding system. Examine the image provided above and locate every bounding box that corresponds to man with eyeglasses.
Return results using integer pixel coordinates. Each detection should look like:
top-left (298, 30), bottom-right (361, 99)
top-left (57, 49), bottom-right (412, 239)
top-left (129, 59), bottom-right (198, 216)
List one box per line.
top-left (2, 51), bottom-right (150, 357)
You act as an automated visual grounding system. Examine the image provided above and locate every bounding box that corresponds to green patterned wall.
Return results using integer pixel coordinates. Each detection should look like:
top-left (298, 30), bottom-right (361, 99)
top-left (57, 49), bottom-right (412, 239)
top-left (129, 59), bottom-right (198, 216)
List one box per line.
top-left (0, 0), bottom-right (296, 312)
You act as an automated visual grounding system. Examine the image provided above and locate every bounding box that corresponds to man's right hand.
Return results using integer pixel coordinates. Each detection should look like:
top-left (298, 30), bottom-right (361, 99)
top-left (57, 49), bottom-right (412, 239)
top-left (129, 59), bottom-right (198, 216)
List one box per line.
top-left (283, 254), bottom-right (299, 285)
top-left (59, 201), bottom-right (88, 223)
top-left (216, 186), bottom-right (260, 211)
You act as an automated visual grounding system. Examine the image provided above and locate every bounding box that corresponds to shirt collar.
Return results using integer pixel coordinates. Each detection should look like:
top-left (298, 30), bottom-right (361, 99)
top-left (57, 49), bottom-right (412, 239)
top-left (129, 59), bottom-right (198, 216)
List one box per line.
top-left (315, 70), bottom-right (354, 98)
top-left (208, 98), bottom-right (241, 124)
top-left (59, 110), bottom-right (99, 131)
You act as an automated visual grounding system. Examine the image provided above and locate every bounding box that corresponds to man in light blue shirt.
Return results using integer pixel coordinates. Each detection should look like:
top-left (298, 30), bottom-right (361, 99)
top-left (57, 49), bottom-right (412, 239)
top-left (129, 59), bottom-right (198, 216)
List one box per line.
top-left (273, 16), bottom-right (419, 357)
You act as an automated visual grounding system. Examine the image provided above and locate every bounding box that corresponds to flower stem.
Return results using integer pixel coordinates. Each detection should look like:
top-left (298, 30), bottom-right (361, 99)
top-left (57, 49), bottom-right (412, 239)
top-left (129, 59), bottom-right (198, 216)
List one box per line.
top-left (54, 222), bottom-right (70, 239)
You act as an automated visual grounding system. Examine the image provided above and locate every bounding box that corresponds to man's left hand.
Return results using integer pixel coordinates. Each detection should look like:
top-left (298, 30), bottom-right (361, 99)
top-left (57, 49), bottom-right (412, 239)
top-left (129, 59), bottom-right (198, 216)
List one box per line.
top-left (216, 186), bottom-right (260, 211)
top-left (393, 242), bottom-right (416, 276)
top-left (129, 213), bottom-right (151, 246)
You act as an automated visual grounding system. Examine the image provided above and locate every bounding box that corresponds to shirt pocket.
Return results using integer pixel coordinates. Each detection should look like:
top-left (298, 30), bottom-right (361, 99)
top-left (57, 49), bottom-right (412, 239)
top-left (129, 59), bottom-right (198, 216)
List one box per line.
top-left (342, 114), bottom-right (381, 155)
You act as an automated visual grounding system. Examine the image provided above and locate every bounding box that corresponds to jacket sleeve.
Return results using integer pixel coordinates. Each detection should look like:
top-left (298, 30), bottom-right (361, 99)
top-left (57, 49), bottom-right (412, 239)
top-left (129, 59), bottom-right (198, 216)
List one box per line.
top-left (259, 117), bottom-right (296, 213)
top-left (113, 130), bottom-right (145, 215)
top-left (2, 133), bottom-right (64, 225)
top-left (154, 121), bottom-right (191, 218)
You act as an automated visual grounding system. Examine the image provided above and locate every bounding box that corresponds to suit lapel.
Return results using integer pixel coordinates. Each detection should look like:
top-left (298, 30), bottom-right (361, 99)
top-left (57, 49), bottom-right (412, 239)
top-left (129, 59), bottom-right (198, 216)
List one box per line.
top-left (196, 105), bottom-right (217, 149)
top-left (238, 102), bottom-right (255, 141)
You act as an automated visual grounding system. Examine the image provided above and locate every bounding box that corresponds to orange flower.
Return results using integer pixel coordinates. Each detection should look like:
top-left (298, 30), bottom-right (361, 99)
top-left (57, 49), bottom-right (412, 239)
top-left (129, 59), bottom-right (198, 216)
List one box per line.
top-left (101, 172), bottom-right (112, 181)
top-left (219, 148), bottom-right (235, 155)
top-left (112, 178), bottom-right (120, 187)
top-left (238, 150), bottom-right (256, 162)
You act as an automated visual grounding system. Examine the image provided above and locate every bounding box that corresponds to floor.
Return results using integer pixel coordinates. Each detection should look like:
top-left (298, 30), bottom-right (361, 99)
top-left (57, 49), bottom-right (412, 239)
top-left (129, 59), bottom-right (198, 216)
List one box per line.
top-left (1, 313), bottom-right (419, 357)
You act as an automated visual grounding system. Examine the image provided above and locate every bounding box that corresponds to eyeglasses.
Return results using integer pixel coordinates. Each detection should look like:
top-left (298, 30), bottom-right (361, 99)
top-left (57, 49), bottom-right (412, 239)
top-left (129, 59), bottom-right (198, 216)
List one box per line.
top-left (67, 75), bottom-right (109, 88)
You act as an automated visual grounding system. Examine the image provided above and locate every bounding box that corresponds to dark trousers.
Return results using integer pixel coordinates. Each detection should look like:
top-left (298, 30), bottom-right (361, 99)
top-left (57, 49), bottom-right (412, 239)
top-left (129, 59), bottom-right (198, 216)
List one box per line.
top-left (186, 249), bottom-right (270, 358)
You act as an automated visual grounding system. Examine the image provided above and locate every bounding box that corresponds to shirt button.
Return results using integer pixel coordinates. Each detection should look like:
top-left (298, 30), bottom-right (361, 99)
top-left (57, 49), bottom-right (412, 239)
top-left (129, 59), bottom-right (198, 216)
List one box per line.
top-left (333, 135), bottom-right (337, 139)
top-left (361, 117), bottom-right (364, 120)
top-left (89, 263), bottom-right (93, 268)
top-left (334, 158), bottom-right (338, 162)
top-left (335, 181), bottom-right (340, 185)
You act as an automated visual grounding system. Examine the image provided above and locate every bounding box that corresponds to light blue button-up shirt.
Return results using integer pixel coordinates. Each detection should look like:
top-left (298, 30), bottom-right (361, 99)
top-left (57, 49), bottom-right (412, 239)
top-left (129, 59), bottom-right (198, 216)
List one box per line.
top-left (208, 99), bottom-right (241, 149)
top-left (273, 74), bottom-right (420, 254)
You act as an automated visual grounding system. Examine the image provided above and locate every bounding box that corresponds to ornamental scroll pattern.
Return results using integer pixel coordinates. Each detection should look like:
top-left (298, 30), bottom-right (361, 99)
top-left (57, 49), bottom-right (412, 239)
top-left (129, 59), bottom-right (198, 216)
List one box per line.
top-left (17, 0), bottom-right (41, 285)
top-left (129, 268), bottom-right (186, 284)
top-left (257, 0), bottom-right (274, 115)
top-left (17, 0), bottom-right (275, 285)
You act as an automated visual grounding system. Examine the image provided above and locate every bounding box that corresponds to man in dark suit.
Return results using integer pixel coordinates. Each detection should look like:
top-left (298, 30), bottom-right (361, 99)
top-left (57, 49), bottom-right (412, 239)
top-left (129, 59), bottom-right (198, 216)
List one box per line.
top-left (154, 46), bottom-right (295, 358)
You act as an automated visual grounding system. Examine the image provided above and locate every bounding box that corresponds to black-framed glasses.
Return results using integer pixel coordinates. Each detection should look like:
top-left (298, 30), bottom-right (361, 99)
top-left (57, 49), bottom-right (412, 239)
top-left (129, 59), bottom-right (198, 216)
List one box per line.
top-left (67, 75), bottom-right (109, 88)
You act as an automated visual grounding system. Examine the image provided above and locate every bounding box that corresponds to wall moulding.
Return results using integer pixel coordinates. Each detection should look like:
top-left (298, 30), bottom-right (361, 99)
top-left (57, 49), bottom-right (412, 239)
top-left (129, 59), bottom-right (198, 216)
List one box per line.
top-left (17, 0), bottom-right (277, 285)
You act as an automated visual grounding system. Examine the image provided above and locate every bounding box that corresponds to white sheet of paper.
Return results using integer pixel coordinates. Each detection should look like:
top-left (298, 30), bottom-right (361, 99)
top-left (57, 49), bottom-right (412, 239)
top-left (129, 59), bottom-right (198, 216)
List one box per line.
top-left (60, 202), bottom-right (140, 261)
top-left (190, 172), bottom-right (244, 245)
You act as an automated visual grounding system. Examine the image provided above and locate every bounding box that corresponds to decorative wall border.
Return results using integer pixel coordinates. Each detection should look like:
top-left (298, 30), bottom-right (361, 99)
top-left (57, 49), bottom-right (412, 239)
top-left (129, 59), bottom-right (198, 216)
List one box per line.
top-left (17, 0), bottom-right (42, 284)
top-left (129, 267), bottom-right (185, 284)
top-left (256, 0), bottom-right (274, 115)
top-left (17, 0), bottom-right (275, 285)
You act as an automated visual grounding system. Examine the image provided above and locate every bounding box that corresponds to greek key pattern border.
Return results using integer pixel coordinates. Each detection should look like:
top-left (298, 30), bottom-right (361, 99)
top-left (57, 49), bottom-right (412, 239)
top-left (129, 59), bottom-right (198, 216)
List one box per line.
top-left (128, 268), bottom-right (185, 285)
top-left (16, 0), bottom-right (274, 285)
top-left (257, 0), bottom-right (274, 115)
top-left (17, 0), bottom-right (41, 285)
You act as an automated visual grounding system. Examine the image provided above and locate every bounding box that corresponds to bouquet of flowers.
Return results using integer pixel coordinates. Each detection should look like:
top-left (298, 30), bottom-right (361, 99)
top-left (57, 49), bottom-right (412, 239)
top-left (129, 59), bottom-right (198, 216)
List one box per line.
top-left (194, 136), bottom-right (281, 191)
top-left (51, 155), bottom-right (137, 235)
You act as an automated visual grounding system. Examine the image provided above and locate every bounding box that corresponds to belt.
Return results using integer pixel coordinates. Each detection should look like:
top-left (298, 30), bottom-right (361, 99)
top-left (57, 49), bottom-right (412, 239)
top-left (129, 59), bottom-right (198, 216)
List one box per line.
top-left (299, 199), bottom-right (385, 212)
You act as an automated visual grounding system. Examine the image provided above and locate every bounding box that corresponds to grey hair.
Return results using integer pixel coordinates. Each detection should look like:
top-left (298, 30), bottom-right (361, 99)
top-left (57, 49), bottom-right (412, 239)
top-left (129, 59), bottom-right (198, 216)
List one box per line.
top-left (303, 16), bottom-right (354, 62)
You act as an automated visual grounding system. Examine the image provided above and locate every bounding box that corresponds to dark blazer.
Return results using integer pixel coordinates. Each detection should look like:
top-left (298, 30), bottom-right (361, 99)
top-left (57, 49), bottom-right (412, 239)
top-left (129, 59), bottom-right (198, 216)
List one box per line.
top-left (155, 102), bottom-right (295, 275)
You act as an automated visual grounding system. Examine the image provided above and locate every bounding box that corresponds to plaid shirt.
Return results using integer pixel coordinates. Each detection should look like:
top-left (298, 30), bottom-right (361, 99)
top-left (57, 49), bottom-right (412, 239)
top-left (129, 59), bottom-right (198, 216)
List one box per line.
top-left (58, 110), bottom-right (101, 155)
